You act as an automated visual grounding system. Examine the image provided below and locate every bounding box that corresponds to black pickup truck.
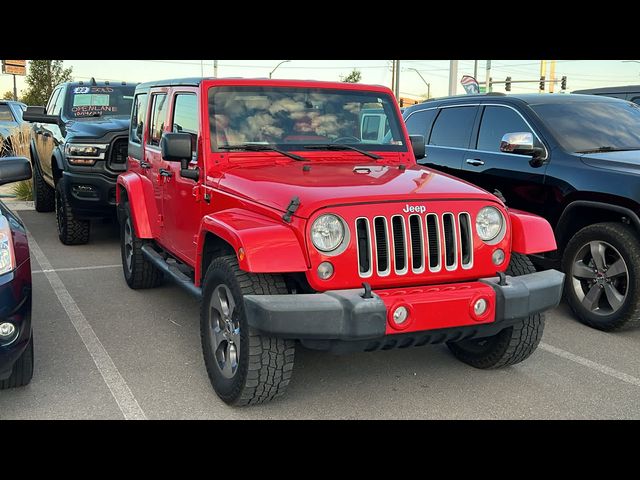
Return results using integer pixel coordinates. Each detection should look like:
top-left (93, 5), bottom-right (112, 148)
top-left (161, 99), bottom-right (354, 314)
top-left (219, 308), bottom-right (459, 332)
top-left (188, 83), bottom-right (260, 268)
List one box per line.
top-left (23, 80), bottom-right (135, 244)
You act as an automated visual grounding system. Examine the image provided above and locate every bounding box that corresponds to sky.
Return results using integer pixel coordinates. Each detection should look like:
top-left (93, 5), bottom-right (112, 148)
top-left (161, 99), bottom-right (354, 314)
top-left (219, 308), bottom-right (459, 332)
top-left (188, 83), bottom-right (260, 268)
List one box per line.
top-left (3, 60), bottom-right (640, 100)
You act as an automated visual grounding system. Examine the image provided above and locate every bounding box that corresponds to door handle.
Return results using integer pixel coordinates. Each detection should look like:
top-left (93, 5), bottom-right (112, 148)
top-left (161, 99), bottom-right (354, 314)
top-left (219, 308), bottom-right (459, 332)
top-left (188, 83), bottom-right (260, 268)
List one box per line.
top-left (466, 158), bottom-right (485, 167)
top-left (159, 168), bottom-right (173, 177)
top-left (140, 160), bottom-right (151, 169)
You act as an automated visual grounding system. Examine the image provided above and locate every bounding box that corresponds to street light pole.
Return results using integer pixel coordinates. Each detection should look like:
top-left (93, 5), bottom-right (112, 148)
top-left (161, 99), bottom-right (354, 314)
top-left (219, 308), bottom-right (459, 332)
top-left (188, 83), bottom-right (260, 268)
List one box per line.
top-left (269, 60), bottom-right (291, 79)
top-left (408, 68), bottom-right (431, 99)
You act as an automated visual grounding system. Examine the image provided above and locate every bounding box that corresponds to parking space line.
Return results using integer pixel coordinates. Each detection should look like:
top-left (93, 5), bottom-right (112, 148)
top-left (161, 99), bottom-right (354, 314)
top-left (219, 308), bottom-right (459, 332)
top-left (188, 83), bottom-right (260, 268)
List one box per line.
top-left (27, 233), bottom-right (147, 420)
top-left (32, 264), bottom-right (121, 274)
top-left (539, 342), bottom-right (640, 388)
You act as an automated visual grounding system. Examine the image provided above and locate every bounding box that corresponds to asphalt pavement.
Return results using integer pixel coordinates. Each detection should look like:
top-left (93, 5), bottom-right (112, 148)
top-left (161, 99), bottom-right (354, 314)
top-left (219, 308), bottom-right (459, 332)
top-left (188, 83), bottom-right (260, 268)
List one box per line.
top-left (1, 207), bottom-right (639, 419)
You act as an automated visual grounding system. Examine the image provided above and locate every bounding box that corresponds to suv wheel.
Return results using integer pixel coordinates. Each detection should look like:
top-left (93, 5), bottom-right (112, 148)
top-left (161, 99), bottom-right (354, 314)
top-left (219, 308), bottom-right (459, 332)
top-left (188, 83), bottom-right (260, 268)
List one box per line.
top-left (0, 335), bottom-right (34, 389)
top-left (56, 182), bottom-right (89, 245)
top-left (562, 222), bottom-right (640, 331)
top-left (201, 255), bottom-right (295, 406)
top-left (447, 253), bottom-right (545, 369)
top-left (33, 161), bottom-right (55, 212)
top-left (120, 202), bottom-right (162, 289)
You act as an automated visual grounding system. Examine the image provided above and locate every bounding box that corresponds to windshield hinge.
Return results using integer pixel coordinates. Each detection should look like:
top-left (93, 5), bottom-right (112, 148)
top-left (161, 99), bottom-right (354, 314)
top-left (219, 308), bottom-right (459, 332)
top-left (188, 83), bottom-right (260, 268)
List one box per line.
top-left (282, 196), bottom-right (301, 223)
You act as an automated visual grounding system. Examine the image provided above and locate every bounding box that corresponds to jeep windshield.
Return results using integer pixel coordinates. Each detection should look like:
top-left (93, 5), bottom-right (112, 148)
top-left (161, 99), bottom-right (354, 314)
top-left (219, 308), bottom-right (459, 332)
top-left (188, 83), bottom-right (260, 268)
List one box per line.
top-left (531, 100), bottom-right (640, 153)
top-left (65, 85), bottom-right (135, 119)
top-left (208, 86), bottom-right (406, 153)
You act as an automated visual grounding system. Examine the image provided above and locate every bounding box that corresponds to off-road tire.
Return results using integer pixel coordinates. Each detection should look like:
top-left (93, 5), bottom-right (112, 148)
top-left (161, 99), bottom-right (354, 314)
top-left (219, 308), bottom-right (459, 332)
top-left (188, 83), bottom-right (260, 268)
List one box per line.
top-left (120, 202), bottom-right (162, 289)
top-left (562, 222), bottom-right (640, 331)
top-left (33, 161), bottom-right (55, 212)
top-left (0, 335), bottom-right (34, 389)
top-left (447, 253), bottom-right (545, 369)
top-left (201, 255), bottom-right (295, 406)
top-left (56, 182), bottom-right (89, 245)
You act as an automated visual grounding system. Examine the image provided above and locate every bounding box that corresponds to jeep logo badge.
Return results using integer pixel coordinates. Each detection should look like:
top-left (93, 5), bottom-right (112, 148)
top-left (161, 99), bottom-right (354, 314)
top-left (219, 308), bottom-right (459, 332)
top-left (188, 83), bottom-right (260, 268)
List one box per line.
top-left (403, 204), bottom-right (426, 214)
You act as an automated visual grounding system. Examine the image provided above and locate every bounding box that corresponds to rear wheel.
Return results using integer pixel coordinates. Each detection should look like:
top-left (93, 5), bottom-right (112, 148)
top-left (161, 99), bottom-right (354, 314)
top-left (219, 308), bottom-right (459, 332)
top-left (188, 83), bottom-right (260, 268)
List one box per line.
top-left (33, 161), bottom-right (55, 212)
top-left (447, 253), bottom-right (545, 369)
top-left (56, 182), bottom-right (89, 245)
top-left (0, 335), bottom-right (34, 390)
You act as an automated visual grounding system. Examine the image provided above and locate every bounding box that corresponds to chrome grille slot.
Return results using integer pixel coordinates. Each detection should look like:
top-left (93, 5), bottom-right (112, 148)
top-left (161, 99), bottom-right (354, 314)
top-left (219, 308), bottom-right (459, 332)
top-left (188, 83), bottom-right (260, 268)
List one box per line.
top-left (374, 217), bottom-right (390, 276)
top-left (356, 218), bottom-right (372, 277)
top-left (459, 213), bottom-right (473, 268)
top-left (409, 214), bottom-right (424, 273)
top-left (426, 214), bottom-right (441, 271)
top-left (391, 215), bottom-right (407, 274)
top-left (442, 213), bottom-right (457, 270)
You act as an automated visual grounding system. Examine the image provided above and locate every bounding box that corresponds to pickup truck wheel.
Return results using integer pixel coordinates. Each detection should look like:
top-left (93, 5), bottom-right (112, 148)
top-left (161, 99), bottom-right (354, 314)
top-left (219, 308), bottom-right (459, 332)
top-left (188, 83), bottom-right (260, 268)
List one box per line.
top-left (446, 253), bottom-right (545, 369)
top-left (562, 222), bottom-right (640, 331)
top-left (119, 202), bottom-right (161, 289)
top-left (55, 182), bottom-right (89, 245)
top-left (0, 335), bottom-right (34, 390)
top-left (33, 162), bottom-right (55, 212)
top-left (201, 255), bottom-right (295, 406)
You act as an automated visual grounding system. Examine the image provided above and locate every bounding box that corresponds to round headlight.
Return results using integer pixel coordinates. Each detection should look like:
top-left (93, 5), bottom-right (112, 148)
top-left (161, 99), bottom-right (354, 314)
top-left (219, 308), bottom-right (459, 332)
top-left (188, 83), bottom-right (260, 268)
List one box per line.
top-left (311, 214), bottom-right (345, 252)
top-left (476, 207), bottom-right (504, 241)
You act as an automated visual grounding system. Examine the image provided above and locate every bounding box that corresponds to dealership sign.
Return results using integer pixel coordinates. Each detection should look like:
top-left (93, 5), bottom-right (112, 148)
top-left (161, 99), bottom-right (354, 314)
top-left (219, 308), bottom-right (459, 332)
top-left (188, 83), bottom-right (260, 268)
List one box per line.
top-left (2, 60), bottom-right (26, 76)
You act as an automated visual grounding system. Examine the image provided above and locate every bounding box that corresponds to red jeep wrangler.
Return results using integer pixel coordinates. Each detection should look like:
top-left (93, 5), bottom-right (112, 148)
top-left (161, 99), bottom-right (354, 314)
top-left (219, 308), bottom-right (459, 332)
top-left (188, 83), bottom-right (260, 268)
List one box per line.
top-left (117, 78), bottom-right (564, 406)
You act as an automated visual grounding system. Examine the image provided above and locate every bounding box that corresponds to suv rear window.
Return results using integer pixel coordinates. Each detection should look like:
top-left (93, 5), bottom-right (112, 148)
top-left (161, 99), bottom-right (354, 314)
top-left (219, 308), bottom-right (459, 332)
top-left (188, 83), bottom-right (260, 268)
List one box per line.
top-left (66, 85), bottom-right (135, 119)
top-left (429, 106), bottom-right (476, 148)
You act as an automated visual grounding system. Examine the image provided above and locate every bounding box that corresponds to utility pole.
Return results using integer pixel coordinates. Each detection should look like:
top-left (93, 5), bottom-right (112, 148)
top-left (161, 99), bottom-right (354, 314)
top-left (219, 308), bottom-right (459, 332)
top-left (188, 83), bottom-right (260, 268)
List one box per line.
top-left (213, 60), bottom-right (218, 78)
top-left (549, 60), bottom-right (556, 93)
top-left (390, 60), bottom-right (396, 94)
top-left (539, 60), bottom-right (547, 92)
top-left (448, 60), bottom-right (458, 95)
top-left (394, 60), bottom-right (401, 99)
top-left (473, 60), bottom-right (478, 79)
top-left (485, 60), bottom-right (491, 93)
top-left (13, 75), bottom-right (17, 101)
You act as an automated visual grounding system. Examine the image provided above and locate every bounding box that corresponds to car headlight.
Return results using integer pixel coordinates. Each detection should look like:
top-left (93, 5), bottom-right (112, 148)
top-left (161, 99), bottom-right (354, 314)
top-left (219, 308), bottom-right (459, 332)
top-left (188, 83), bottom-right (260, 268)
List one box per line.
top-left (0, 217), bottom-right (15, 276)
top-left (311, 214), bottom-right (345, 252)
top-left (65, 143), bottom-right (108, 165)
top-left (476, 207), bottom-right (504, 241)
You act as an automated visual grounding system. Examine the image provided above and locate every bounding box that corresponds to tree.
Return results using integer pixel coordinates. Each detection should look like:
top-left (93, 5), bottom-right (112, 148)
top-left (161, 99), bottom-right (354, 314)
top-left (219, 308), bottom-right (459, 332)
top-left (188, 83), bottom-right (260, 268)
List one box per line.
top-left (340, 69), bottom-right (362, 83)
top-left (2, 91), bottom-right (14, 100)
top-left (21, 60), bottom-right (73, 106)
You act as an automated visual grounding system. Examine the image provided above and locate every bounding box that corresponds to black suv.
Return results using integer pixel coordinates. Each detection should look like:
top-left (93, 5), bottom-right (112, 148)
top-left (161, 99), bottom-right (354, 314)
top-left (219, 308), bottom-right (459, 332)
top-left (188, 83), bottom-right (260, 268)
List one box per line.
top-left (403, 93), bottom-right (640, 331)
top-left (23, 80), bottom-right (136, 244)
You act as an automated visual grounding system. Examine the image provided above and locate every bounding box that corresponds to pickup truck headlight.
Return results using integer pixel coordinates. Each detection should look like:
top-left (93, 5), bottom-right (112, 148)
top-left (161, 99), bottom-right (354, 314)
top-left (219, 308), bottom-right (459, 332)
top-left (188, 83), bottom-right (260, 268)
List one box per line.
top-left (476, 207), bottom-right (504, 242)
top-left (65, 143), bottom-right (108, 166)
top-left (311, 214), bottom-right (346, 252)
top-left (0, 218), bottom-right (15, 276)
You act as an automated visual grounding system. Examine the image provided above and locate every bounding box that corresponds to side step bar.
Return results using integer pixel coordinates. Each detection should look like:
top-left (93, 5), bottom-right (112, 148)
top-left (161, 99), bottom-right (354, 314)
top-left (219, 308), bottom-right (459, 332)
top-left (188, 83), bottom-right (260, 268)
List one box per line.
top-left (141, 244), bottom-right (202, 300)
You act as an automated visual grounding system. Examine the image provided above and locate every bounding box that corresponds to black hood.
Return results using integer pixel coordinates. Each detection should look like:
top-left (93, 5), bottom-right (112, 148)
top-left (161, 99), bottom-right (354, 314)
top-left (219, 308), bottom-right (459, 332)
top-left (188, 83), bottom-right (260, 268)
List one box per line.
top-left (65, 116), bottom-right (130, 142)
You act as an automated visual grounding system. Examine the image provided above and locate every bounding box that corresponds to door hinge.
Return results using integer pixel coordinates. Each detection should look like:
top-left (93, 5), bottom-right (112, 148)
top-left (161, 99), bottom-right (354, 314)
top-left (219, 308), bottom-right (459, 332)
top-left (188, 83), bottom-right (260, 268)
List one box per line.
top-left (157, 214), bottom-right (163, 226)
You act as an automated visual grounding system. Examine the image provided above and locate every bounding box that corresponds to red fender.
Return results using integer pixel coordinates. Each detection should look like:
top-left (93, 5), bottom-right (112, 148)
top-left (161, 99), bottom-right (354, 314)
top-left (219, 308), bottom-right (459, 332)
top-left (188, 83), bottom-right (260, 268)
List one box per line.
top-left (509, 209), bottom-right (557, 254)
top-left (195, 209), bottom-right (308, 285)
top-left (116, 172), bottom-right (159, 239)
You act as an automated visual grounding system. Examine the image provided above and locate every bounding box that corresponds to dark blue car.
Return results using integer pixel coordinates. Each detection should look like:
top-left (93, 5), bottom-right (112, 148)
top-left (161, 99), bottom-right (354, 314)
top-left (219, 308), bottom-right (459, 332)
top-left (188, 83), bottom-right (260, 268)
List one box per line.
top-left (0, 156), bottom-right (33, 389)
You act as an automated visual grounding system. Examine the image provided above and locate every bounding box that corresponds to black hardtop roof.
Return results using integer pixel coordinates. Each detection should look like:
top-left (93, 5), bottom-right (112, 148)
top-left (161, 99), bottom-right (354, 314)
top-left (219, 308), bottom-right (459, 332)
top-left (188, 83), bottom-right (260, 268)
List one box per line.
top-left (136, 77), bottom-right (204, 90)
top-left (572, 85), bottom-right (640, 94)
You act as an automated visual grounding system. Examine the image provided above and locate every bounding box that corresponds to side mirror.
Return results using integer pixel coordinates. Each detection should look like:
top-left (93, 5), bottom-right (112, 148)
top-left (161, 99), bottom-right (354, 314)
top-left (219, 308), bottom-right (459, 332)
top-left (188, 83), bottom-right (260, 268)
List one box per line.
top-left (499, 132), bottom-right (543, 156)
top-left (22, 106), bottom-right (63, 126)
top-left (409, 134), bottom-right (425, 160)
top-left (160, 132), bottom-right (199, 181)
top-left (0, 157), bottom-right (32, 186)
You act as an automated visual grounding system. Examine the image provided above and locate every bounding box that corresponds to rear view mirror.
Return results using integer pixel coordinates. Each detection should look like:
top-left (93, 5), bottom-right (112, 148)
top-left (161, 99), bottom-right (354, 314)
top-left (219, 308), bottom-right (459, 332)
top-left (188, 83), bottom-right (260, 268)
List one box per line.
top-left (161, 133), bottom-right (199, 181)
top-left (499, 132), bottom-right (537, 156)
top-left (22, 106), bottom-right (63, 126)
top-left (409, 135), bottom-right (425, 160)
top-left (0, 157), bottom-right (32, 186)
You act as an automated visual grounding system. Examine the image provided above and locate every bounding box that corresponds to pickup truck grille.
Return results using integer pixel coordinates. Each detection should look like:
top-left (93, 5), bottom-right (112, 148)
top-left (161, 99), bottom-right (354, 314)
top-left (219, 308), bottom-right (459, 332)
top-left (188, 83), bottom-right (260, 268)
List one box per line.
top-left (107, 137), bottom-right (128, 172)
top-left (356, 212), bottom-right (473, 277)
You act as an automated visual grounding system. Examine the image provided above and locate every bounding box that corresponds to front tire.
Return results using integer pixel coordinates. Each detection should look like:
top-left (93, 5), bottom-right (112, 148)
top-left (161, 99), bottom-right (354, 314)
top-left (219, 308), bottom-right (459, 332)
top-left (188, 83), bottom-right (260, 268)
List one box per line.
top-left (200, 255), bottom-right (295, 406)
top-left (33, 161), bottom-right (55, 212)
top-left (447, 253), bottom-right (545, 369)
top-left (120, 202), bottom-right (162, 289)
top-left (56, 182), bottom-right (89, 245)
top-left (562, 222), bottom-right (640, 331)
top-left (0, 335), bottom-right (34, 390)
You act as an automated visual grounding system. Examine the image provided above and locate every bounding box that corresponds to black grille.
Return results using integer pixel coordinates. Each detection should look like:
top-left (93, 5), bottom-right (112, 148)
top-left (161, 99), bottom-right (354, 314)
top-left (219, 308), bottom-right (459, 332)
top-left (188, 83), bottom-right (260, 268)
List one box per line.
top-left (443, 214), bottom-right (456, 267)
top-left (409, 215), bottom-right (423, 270)
top-left (108, 137), bottom-right (128, 171)
top-left (392, 216), bottom-right (406, 271)
top-left (374, 217), bottom-right (388, 273)
top-left (426, 215), bottom-right (439, 269)
top-left (460, 214), bottom-right (472, 266)
top-left (356, 218), bottom-right (371, 274)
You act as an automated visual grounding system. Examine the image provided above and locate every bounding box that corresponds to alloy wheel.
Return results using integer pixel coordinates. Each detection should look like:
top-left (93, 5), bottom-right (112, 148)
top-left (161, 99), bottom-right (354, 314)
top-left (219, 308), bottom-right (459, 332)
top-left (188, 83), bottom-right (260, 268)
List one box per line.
top-left (208, 284), bottom-right (241, 379)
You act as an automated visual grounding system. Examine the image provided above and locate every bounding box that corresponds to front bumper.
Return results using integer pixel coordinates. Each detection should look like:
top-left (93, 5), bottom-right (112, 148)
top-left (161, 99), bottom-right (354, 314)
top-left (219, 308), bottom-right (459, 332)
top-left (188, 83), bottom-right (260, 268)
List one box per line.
top-left (244, 269), bottom-right (565, 351)
top-left (0, 260), bottom-right (32, 380)
top-left (61, 171), bottom-right (118, 219)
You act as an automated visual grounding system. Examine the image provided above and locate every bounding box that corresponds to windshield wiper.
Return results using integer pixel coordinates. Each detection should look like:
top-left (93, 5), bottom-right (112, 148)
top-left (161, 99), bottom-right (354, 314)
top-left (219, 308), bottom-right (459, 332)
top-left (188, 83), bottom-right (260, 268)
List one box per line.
top-left (576, 146), bottom-right (640, 154)
top-left (303, 144), bottom-right (382, 160)
top-left (219, 143), bottom-right (307, 161)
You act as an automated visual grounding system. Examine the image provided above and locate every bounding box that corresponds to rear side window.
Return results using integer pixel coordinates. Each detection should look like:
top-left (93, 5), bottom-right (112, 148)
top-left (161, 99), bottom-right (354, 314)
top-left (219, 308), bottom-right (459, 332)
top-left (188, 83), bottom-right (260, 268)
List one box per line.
top-left (46, 88), bottom-right (61, 115)
top-left (0, 105), bottom-right (15, 122)
top-left (476, 106), bottom-right (532, 152)
top-left (362, 115), bottom-right (381, 140)
top-left (404, 109), bottom-right (437, 138)
top-left (130, 93), bottom-right (148, 145)
top-left (148, 93), bottom-right (167, 147)
top-left (429, 106), bottom-right (476, 148)
top-left (172, 93), bottom-right (198, 152)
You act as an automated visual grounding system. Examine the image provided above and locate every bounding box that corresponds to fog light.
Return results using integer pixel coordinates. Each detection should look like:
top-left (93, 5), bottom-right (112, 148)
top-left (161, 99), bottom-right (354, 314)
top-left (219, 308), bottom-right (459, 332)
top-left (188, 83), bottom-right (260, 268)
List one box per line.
top-left (0, 322), bottom-right (15, 338)
top-left (317, 262), bottom-right (334, 280)
top-left (474, 298), bottom-right (488, 316)
top-left (393, 306), bottom-right (409, 325)
top-left (492, 248), bottom-right (505, 266)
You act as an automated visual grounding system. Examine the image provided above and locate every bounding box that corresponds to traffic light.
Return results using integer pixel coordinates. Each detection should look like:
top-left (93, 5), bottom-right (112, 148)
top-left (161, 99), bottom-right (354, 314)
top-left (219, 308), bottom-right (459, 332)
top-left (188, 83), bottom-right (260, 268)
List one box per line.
top-left (561, 76), bottom-right (567, 90)
top-left (400, 98), bottom-right (404, 107)
top-left (539, 76), bottom-right (545, 92)
top-left (505, 76), bottom-right (512, 92)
